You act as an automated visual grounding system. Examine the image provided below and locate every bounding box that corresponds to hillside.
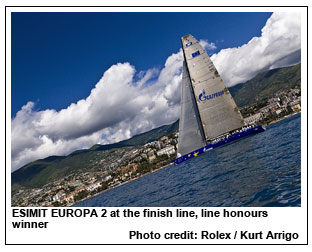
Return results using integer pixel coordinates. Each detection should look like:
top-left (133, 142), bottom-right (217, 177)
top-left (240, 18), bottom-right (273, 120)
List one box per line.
top-left (11, 120), bottom-right (179, 190)
top-left (91, 120), bottom-right (179, 151)
top-left (11, 63), bottom-right (300, 192)
top-left (229, 63), bottom-right (301, 108)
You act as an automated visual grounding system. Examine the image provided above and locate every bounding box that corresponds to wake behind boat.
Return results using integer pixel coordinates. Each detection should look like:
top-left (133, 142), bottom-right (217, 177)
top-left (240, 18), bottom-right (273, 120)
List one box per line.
top-left (174, 34), bottom-right (265, 165)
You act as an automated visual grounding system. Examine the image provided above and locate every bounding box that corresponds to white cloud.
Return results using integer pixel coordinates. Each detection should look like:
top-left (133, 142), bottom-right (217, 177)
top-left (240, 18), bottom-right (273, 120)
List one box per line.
top-left (211, 12), bottom-right (301, 87)
top-left (199, 39), bottom-right (217, 51)
top-left (11, 12), bottom-right (301, 171)
top-left (11, 51), bottom-right (184, 171)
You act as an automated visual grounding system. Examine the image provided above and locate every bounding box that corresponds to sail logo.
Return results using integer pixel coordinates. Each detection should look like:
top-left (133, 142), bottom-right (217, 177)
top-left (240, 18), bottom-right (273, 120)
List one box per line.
top-left (185, 42), bottom-right (192, 47)
top-left (192, 50), bottom-right (200, 58)
top-left (198, 90), bottom-right (225, 102)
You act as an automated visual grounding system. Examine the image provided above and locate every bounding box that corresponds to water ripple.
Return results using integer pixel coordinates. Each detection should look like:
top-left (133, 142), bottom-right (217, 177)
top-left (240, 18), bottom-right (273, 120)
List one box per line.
top-left (75, 114), bottom-right (301, 207)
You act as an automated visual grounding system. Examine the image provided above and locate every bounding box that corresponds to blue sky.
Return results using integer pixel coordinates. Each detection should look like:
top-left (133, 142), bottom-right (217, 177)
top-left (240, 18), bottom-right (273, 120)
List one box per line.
top-left (12, 12), bottom-right (272, 117)
top-left (11, 11), bottom-right (301, 171)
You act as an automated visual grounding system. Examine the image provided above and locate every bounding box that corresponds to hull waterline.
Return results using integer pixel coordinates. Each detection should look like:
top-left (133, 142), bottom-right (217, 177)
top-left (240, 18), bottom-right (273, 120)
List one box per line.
top-left (173, 125), bottom-right (265, 165)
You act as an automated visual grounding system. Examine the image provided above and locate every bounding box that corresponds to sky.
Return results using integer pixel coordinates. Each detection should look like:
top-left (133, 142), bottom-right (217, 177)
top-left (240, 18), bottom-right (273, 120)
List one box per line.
top-left (11, 12), bottom-right (301, 171)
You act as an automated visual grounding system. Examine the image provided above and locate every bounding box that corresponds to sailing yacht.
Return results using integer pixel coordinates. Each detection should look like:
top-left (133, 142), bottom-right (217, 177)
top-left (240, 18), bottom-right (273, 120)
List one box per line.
top-left (174, 34), bottom-right (265, 165)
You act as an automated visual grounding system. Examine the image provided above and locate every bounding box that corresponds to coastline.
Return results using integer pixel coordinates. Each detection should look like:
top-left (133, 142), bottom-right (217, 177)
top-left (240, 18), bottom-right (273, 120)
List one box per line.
top-left (265, 111), bottom-right (300, 126)
top-left (72, 162), bottom-right (172, 206)
top-left (72, 112), bottom-right (300, 207)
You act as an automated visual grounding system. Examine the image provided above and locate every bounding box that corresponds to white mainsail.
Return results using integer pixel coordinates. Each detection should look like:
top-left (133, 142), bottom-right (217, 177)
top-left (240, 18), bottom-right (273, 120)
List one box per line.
top-left (178, 34), bottom-right (244, 156)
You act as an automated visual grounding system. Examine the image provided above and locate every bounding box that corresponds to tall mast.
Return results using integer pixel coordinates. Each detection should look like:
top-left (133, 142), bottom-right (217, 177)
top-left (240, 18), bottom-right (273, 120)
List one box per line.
top-left (181, 34), bottom-right (244, 141)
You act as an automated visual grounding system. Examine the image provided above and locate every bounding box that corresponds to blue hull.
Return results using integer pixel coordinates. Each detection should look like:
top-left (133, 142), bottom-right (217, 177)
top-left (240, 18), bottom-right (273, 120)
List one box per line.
top-left (173, 125), bottom-right (265, 165)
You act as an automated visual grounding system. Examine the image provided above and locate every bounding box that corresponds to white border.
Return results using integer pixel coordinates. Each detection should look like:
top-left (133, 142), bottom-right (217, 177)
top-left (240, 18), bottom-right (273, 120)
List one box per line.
top-left (3, 5), bottom-right (309, 248)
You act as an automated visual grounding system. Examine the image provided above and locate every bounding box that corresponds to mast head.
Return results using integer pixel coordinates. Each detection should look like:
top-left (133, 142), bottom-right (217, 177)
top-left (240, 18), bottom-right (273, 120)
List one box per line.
top-left (181, 34), bottom-right (197, 50)
top-left (181, 34), bottom-right (191, 39)
top-left (181, 34), bottom-right (192, 42)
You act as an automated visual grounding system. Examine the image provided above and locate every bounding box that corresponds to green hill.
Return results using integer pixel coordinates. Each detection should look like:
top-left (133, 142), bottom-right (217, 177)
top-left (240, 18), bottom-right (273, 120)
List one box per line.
top-left (11, 120), bottom-right (179, 190)
top-left (11, 63), bottom-right (301, 191)
top-left (91, 120), bottom-right (179, 151)
top-left (229, 63), bottom-right (301, 108)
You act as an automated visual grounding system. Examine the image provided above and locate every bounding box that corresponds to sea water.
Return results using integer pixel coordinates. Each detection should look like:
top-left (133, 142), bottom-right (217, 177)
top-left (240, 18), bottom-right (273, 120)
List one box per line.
top-left (75, 114), bottom-right (301, 207)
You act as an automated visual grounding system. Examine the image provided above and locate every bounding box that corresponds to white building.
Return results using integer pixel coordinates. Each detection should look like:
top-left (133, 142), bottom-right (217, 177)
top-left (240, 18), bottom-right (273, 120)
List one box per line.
top-left (244, 113), bottom-right (262, 125)
top-left (86, 182), bottom-right (101, 192)
top-left (104, 175), bottom-right (112, 181)
top-left (156, 145), bottom-right (176, 156)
